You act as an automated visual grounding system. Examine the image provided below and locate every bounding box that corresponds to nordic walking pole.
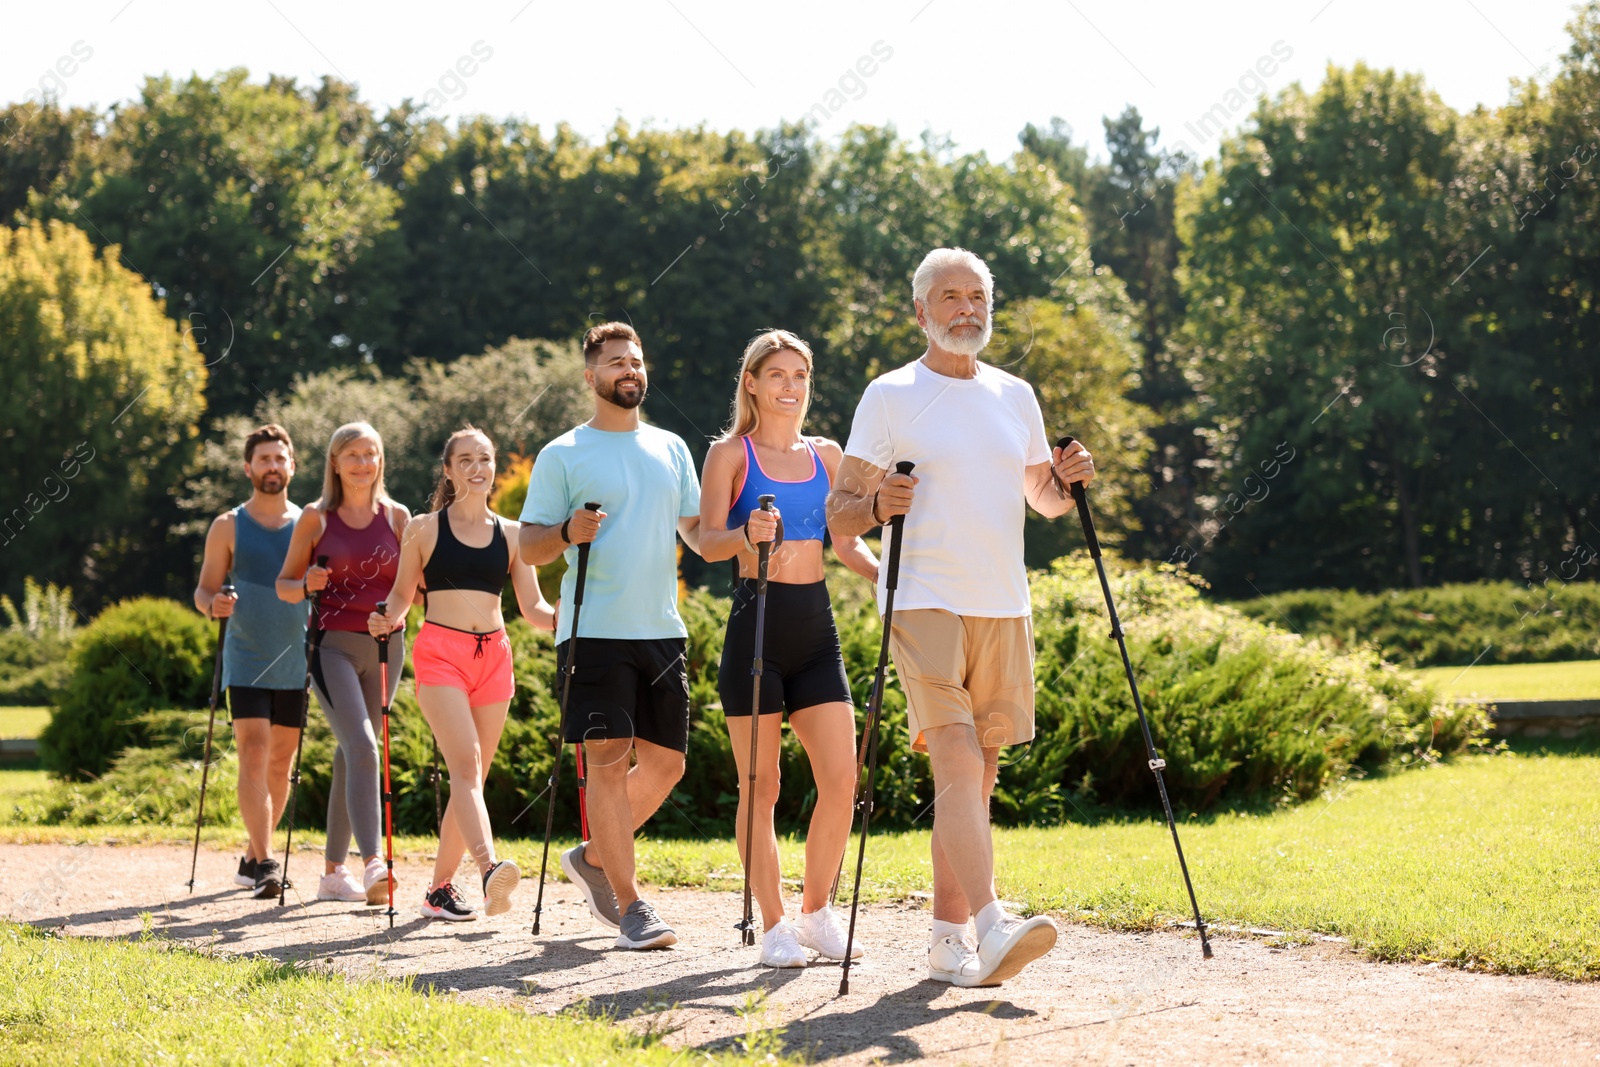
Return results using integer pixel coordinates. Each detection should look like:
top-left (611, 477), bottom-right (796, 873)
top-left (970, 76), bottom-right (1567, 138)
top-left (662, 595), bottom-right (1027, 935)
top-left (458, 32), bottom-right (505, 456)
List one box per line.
top-left (839, 460), bottom-right (915, 995)
top-left (532, 501), bottom-right (602, 935)
top-left (1057, 435), bottom-right (1213, 961)
top-left (828, 708), bottom-right (874, 905)
top-left (574, 745), bottom-right (590, 842)
top-left (279, 555), bottom-right (327, 906)
top-left (377, 599), bottom-right (397, 929)
top-left (736, 495), bottom-right (777, 946)
top-left (188, 583), bottom-right (236, 892)
top-left (429, 738), bottom-right (444, 834)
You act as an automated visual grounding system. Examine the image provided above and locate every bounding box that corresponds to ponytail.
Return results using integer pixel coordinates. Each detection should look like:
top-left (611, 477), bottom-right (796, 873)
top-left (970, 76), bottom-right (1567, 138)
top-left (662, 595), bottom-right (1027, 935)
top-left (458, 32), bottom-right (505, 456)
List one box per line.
top-left (429, 425), bottom-right (492, 512)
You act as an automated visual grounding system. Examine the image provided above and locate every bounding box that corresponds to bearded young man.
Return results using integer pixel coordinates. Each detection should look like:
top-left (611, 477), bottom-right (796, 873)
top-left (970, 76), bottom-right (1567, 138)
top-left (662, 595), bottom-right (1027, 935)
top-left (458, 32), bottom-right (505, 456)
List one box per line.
top-left (194, 424), bottom-right (312, 900)
top-left (518, 321), bottom-right (703, 950)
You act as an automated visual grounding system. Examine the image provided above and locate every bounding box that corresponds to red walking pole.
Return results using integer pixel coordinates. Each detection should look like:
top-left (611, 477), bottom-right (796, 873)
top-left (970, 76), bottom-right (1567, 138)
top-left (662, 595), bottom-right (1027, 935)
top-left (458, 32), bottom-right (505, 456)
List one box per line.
top-left (377, 599), bottom-right (397, 929)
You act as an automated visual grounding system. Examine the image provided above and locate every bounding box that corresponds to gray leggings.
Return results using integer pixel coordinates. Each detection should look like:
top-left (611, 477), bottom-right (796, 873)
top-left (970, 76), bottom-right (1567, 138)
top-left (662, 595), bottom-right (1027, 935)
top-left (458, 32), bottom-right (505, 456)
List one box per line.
top-left (311, 628), bottom-right (405, 865)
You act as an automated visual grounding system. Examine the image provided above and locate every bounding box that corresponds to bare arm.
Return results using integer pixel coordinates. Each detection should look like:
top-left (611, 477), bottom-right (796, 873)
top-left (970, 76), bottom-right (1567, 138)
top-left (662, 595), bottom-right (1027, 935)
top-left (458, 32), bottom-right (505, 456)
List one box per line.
top-left (507, 523), bottom-right (557, 633)
top-left (826, 454), bottom-right (917, 542)
top-left (1023, 440), bottom-right (1095, 519)
top-left (275, 506), bottom-right (329, 603)
top-left (388, 504), bottom-right (426, 610)
top-left (368, 512), bottom-right (429, 636)
top-left (815, 440), bottom-right (879, 583)
top-left (697, 439), bottom-right (778, 563)
top-left (677, 514), bottom-right (703, 557)
top-left (520, 503), bottom-right (604, 567)
top-left (194, 513), bottom-right (237, 619)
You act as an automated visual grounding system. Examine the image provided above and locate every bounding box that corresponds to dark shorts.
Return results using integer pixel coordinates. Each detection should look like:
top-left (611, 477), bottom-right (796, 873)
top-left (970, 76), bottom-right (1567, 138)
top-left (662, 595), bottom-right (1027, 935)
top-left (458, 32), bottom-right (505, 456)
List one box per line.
top-left (228, 686), bottom-right (305, 729)
top-left (718, 579), bottom-right (852, 718)
top-left (555, 637), bottom-right (690, 753)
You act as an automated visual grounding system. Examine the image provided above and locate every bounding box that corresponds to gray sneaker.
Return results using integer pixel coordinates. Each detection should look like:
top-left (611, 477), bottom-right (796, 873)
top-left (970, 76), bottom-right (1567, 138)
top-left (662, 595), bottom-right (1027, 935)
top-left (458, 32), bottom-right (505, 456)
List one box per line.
top-left (560, 843), bottom-right (621, 929)
top-left (615, 899), bottom-right (677, 950)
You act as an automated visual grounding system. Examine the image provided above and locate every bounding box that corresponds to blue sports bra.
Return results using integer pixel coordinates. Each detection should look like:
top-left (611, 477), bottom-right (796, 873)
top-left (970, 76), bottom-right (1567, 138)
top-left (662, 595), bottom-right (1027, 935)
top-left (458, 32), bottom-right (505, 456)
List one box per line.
top-left (727, 436), bottom-right (829, 542)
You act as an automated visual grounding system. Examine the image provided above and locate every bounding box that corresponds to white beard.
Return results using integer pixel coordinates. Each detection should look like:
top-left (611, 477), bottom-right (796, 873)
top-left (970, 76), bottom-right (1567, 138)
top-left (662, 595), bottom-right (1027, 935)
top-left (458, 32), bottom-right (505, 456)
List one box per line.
top-left (924, 315), bottom-right (991, 357)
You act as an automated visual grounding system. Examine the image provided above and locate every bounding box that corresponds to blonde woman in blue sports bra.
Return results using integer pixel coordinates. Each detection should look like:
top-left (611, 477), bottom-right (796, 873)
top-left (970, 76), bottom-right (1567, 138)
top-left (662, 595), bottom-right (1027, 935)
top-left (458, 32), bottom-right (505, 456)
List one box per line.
top-left (700, 329), bottom-right (881, 968)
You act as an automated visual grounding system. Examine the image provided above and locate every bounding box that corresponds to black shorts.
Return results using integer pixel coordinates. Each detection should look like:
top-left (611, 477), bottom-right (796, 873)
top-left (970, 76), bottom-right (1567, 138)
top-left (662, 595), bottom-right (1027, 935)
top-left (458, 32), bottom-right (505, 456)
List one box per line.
top-left (555, 637), bottom-right (690, 753)
top-left (228, 686), bottom-right (306, 729)
top-left (718, 579), bottom-right (852, 717)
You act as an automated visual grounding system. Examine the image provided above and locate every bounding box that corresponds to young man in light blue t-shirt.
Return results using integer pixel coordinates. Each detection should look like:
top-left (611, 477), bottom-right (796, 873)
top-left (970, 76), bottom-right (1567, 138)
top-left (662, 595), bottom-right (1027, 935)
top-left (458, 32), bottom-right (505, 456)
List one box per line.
top-left (518, 321), bottom-right (703, 950)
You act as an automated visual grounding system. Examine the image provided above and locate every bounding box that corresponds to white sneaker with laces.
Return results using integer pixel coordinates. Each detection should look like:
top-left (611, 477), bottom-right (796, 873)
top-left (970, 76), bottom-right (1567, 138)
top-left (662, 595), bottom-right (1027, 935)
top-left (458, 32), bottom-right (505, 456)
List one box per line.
top-left (795, 904), bottom-right (864, 960)
top-left (962, 914), bottom-right (1057, 987)
top-left (760, 920), bottom-right (808, 968)
top-left (363, 857), bottom-right (392, 906)
top-left (928, 933), bottom-right (986, 985)
top-left (315, 865), bottom-right (365, 902)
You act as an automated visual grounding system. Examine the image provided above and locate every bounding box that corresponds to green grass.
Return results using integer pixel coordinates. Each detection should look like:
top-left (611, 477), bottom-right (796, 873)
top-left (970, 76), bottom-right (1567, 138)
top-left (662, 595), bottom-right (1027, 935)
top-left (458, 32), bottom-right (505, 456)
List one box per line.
top-left (0, 706), bottom-right (50, 740)
top-left (1413, 659), bottom-right (1600, 701)
top-left (6, 745), bottom-right (1597, 980)
top-left (0, 763), bottom-right (47, 798)
top-left (630, 745), bottom-right (1600, 980)
top-left (0, 921), bottom-right (789, 1066)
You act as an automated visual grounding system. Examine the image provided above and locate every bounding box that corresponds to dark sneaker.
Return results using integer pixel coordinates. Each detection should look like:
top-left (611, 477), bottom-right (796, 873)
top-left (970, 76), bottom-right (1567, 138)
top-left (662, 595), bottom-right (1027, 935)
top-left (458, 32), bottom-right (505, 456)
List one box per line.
top-left (615, 899), bottom-right (677, 950)
top-left (420, 883), bottom-right (477, 922)
top-left (481, 859), bottom-right (521, 917)
top-left (252, 858), bottom-right (283, 900)
top-left (235, 856), bottom-right (259, 888)
top-left (560, 843), bottom-right (620, 929)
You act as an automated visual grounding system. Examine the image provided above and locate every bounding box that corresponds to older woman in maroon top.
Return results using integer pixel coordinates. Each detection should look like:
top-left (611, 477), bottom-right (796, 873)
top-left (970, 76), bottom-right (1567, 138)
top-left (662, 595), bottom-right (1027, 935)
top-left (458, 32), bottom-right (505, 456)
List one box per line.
top-left (278, 421), bottom-right (419, 905)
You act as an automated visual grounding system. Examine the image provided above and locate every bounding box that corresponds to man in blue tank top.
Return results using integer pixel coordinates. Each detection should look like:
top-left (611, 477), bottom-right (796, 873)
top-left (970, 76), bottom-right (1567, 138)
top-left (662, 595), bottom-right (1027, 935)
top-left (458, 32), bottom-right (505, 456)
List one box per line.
top-left (519, 322), bottom-right (703, 950)
top-left (194, 424), bottom-right (311, 900)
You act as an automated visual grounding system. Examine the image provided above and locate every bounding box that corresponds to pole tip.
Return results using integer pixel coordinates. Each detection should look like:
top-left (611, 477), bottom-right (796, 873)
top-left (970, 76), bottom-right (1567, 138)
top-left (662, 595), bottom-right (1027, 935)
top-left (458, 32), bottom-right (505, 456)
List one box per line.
top-left (1202, 942), bottom-right (1214, 960)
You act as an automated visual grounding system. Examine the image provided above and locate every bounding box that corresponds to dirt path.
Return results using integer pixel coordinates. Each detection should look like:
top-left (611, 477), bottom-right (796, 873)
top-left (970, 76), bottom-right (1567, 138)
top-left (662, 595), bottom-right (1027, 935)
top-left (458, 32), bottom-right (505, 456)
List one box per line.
top-left (2, 843), bottom-right (1596, 1066)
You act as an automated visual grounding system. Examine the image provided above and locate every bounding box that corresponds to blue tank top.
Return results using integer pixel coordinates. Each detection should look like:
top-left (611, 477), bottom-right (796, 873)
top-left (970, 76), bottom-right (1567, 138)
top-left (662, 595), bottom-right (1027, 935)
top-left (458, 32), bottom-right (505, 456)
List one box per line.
top-left (222, 503), bottom-right (311, 691)
top-left (727, 436), bottom-right (829, 542)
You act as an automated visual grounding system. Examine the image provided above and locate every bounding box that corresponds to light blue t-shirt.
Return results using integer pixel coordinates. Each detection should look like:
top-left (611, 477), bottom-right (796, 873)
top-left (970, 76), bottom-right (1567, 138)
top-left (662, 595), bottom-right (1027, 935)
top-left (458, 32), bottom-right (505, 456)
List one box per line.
top-left (520, 422), bottom-right (701, 644)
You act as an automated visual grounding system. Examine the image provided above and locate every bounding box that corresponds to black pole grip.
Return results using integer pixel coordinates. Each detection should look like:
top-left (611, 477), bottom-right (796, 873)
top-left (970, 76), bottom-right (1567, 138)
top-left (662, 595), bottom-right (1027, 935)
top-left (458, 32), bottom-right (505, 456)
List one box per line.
top-left (375, 599), bottom-right (390, 663)
top-left (884, 461), bottom-right (915, 592)
top-left (1056, 436), bottom-right (1100, 558)
top-left (573, 503), bottom-right (599, 607)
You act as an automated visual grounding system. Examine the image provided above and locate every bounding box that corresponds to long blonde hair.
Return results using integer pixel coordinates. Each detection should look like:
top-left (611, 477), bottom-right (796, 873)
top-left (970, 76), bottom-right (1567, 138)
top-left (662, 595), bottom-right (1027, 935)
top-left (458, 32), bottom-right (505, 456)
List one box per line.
top-left (721, 329), bottom-right (814, 440)
top-left (317, 421), bottom-right (393, 512)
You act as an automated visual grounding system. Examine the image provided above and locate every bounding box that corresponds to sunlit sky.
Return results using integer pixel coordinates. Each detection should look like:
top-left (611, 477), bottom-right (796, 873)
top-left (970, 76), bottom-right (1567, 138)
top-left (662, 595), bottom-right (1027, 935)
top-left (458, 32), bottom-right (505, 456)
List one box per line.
top-left (6, 1), bottom-right (1584, 161)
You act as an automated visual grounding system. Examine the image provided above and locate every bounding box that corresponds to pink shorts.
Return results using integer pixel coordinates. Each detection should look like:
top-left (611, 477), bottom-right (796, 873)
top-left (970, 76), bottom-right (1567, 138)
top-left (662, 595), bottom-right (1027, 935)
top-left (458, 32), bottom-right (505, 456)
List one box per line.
top-left (412, 621), bottom-right (515, 705)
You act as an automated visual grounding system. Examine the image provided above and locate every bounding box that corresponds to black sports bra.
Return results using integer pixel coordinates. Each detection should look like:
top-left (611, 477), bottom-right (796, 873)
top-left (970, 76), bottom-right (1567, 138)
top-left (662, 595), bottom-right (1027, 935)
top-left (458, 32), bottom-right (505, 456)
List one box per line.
top-left (422, 506), bottom-right (509, 595)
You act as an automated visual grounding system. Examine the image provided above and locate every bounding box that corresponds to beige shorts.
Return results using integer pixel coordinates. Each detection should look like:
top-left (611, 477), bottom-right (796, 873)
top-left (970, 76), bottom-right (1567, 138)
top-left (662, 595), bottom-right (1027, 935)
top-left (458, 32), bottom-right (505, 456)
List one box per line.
top-left (888, 609), bottom-right (1035, 752)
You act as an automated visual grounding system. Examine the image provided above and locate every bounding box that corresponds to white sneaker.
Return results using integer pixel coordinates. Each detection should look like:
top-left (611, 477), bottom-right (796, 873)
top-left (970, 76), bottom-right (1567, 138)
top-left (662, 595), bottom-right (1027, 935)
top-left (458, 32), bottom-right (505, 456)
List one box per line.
top-left (363, 857), bottom-right (393, 906)
top-left (795, 904), bottom-right (864, 960)
top-left (315, 865), bottom-right (365, 902)
top-left (928, 933), bottom-right (986, 985)
top-left (760, 920), bottom-right (808, 968)
top-left (964, 914), bottom-right (1057, 987)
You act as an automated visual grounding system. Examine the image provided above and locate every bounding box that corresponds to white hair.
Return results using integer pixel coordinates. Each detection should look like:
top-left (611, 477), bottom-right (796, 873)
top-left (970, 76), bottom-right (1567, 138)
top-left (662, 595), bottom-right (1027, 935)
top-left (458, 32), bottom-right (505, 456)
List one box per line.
top-left (911, 247), bottom-right (994, 307)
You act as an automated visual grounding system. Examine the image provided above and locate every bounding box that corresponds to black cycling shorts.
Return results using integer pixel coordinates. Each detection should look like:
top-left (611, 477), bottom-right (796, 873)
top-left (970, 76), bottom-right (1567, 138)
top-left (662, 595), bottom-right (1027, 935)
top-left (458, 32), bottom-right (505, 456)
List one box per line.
top-left (718, 579), bottom-right (852, 717)
top-left (228, 686), bottom-right (306, 729)
top-left (555, 637), bottom-right (690, 753)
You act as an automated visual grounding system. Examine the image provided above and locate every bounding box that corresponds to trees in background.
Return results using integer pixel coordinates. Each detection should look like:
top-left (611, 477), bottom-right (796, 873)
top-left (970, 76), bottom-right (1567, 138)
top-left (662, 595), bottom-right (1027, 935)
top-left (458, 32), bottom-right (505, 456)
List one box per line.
top-left (0, 220), bottom-right (205, 604)
top-left (3, 4), bottom-right (1598, 607)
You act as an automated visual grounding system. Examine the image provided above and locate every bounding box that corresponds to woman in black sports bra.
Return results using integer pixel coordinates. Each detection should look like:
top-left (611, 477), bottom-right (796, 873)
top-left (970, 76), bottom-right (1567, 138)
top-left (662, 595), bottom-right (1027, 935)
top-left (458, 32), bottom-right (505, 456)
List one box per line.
top-left (369, 425), bottom-right (556, 921)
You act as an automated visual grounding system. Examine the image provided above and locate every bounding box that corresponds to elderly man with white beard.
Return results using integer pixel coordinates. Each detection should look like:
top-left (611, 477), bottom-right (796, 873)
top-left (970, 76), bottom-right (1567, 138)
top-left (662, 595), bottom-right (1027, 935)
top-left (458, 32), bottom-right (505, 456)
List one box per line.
top-left (827, 246), bottom-right (1095, 986)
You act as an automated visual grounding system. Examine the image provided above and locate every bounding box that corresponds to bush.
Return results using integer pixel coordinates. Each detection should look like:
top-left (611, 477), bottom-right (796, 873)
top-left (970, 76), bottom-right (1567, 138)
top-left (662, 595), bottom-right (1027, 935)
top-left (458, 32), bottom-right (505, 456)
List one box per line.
top-left (0, 579), bottom-right (80, 704)
top-left (39, 598), bottom-right (215, 780)
top-left (15, 565), bottom-right (1487, 833)
top-left (1230, 580), bottom-right (1600, 667)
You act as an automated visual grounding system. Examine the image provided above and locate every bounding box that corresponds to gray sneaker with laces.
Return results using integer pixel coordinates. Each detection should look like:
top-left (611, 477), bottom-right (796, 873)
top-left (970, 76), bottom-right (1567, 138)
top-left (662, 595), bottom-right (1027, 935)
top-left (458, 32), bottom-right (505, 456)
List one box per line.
top-left (561, 843), bottom-right (621, 929)
top-left (615, 899), bottom-right (677, 950)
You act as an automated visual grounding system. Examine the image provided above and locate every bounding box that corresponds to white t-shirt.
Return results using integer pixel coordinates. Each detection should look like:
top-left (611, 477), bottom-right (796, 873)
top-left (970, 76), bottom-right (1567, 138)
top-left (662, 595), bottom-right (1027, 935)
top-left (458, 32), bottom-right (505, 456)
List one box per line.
top-left (843, 357), bottom-right (1051, 617)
